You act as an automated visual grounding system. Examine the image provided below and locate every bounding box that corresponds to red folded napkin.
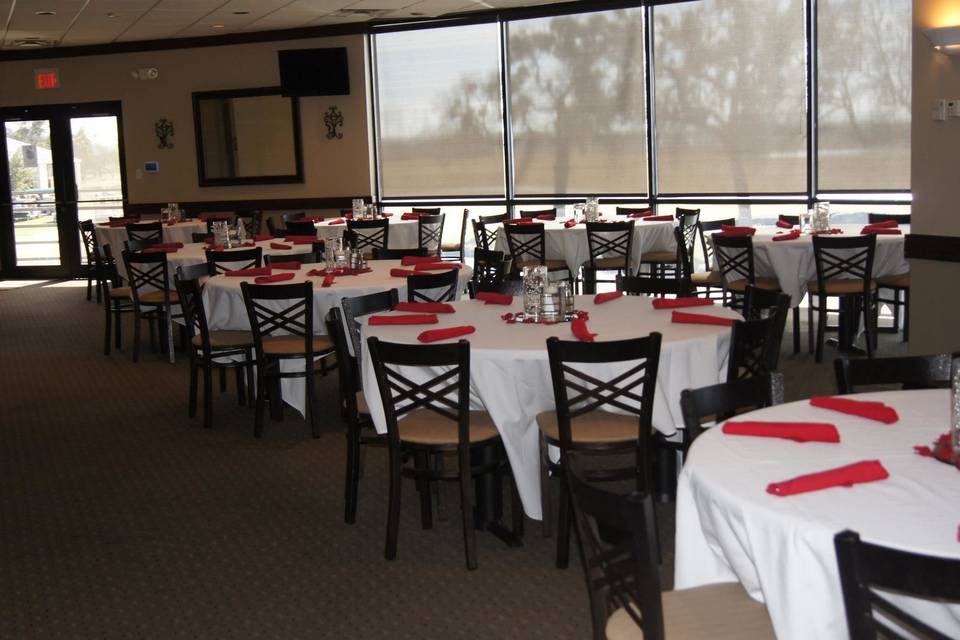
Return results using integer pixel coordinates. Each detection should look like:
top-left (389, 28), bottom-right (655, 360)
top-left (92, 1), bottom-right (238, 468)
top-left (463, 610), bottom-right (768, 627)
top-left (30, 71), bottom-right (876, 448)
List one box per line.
top-left (225, 267), bottom-right (272, 277)
top-left (571, 318), bottom-right (597, 342)
top-left (165, 219), bottom-right (177, 226)
top-left (306, 269), bottom-right (326, 277)
top-left (254, 272), bottom-right (296, 285)
top-left (564, 220), bottom-right (577, 228)
top-left (381, 212), bottom-right (394, 217)
top-left (270, 242), bottom-right (292, 250)
top-left (870, 219), bottom-right (898, 228)
top-left (390, 268), bottom-right (417, 278)
top-left (108, 220), bottom-right (128, 227)
top-left (240, 241), bottom-right (256, 247)
top-left (328, 218), bottom-right (345, 225)
top-left (254, 234), bottom-right (275, 242)
top-left (504, 218), bottom-right (538, 225)
top-left (476, 292), bottom-right (513, 305)
top-left (626, 210), bottom-right (652, 218)
top-left (776, 219), bottom-right (794, 229)
top-left (395, 302), bottom-right (456, 313)
top-left (642, 215), bottom-right (673, 222)
top-left (400, 213), bottom-right (420, 221)
top-left (722, 421), bottom-right (840, 443)
top-left (594, 292), bottom-right (622, 304)
top-left (307, 216), bottom-right (325, 222)
top-left (199, 213), bottom-right (231, 221)
top-left (652, 297), bottom-right (715, 310)
top-left (368, 314), bottom-right (439, 325)
top-left (719, 225), bottom-right (757, 236)
top-left (861, 226), bottom-right (901, 235)
top-left (321, 273), bottom-right (335, 288)
top-left (766, 460), bottom-right (889, 496)
top-left (143, 246), bottom-right (178, 253)
top-left (773, 230), bottom-right (801, 241)
top-left (537, 214), bottom-right (556, 221)
top-left (345, 213), bottom-right (354, 220)
top-left (285, 235), bottom-right (318, 245)
top-left (671, 310), bottom-right (735, 327)
top-left (414, 262), bottom-right (461, 271)
top-left (268, 261), bottom-right (302, 271)
top-left (401, 256), bottom-right (441, 266)
top-left (809, 396), bottom-right (899, 424)
top-left (418, 325), bottom-right (476, 343)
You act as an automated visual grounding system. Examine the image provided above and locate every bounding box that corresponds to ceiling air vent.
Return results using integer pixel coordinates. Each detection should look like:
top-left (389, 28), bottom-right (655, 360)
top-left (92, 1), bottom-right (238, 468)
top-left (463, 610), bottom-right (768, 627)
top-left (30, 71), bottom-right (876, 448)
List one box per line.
top-left (13, 37), bottom-right (57, 48)
top-left (329, 8), bottom-right (392, 18)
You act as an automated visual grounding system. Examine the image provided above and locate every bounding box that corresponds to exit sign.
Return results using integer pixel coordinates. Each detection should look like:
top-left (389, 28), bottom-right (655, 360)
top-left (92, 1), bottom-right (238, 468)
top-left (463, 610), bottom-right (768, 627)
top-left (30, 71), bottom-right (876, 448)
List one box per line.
top-left (34, 68), bottom-right (59, 90)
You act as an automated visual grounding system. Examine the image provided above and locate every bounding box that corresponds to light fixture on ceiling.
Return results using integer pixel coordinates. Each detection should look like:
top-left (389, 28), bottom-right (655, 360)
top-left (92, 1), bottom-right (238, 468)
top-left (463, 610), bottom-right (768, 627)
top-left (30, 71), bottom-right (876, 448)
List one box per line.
top-left (106, 12), bottom-right (118, 18)
top-left (232, 11), bottom-right (250, 15)
top-left (14, 37), bottom-right (56, 48)
top-left (35, 10), bottom-right (56, 16)
top-left (210, 24), bottom-right (225, 29)
top-left (925, 26), bottom-right (960, 55)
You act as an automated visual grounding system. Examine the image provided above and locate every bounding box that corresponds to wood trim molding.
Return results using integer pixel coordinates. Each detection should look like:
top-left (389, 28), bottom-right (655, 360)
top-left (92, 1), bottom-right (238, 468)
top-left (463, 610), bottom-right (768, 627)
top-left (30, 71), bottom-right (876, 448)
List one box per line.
top-left (125, 196), bottom-right (368, 217)
top-left (905, 234), bottom-right (960, 263)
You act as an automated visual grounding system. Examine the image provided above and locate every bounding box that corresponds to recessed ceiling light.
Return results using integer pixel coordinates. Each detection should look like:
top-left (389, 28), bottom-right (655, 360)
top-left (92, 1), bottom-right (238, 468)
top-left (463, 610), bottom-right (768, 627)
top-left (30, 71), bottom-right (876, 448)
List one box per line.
top-left (35, 10), bottom-right (56, 16)
top-left (410, 12), bottom-right (424, 15)
top-left (232, 11), bottom-right (250, 15)
top-left (14, 38), bottom-right (56, 47)
top-left (211, 24), bottom-right (225, 29)
top-left (106, 12), bottom-right (119, 18)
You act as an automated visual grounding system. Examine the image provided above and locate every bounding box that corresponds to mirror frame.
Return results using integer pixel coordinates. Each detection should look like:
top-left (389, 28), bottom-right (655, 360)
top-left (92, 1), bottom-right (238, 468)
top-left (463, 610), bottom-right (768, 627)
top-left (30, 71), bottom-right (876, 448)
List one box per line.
top-left (192, 86), bottom-right (304, 187)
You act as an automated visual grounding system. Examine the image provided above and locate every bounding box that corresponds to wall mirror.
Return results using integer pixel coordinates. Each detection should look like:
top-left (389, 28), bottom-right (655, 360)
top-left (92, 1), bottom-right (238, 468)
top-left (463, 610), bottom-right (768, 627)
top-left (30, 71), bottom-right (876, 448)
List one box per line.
top-left (192, 87), bottom-right (303, 186)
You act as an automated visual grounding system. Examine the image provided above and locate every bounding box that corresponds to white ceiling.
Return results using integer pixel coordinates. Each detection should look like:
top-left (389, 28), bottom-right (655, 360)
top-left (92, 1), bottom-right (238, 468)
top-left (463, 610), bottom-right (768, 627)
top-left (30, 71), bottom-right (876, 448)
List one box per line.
top-left (0, 0), bottom-right (571, 50)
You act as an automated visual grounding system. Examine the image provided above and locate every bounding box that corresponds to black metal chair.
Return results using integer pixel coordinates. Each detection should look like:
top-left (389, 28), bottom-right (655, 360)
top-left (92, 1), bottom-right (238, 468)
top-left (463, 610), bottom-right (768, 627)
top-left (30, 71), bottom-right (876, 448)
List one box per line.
top-left (615, 206), bottom-right (652, 216)
top-left (346, 218), bottom-right (390, 257)
top-left (192, 232), bottom-right (211, 243)
top-left (411, 207), bottom-right (441, 215)
top-left (639, 209), bottom-right (699, 278)
top-left (472, 213), bottom-right (509, 252)
top-left (95, 244), bottom-right (133, 356)
top-left (471, 248), bottom-right (510, 292)
top-left (712, 234), bottom-right (782, 309)
top-left (239, 281), bottom-right (334, 438)
top-left (236, 210), bottom-right (263, 237)
top-left (519, 208), bottom-right (557, 219)
top-left (265, 216), bottom-right (281, 237)
top-left (582, 220), bottom-right (635, 294)
top-left (615, 228), bottom-right (693, 298)
top-left (205, 247), bottom-right (263, 274)
top-left (727, 312), bottom-right (788, 382)
top-left (285, 220), bottom-right (317, 237)
top-left (126, 221), bottom-right (163, 245)
top-left (678, 374), bottom-right (784, 454)
top-left (567, 463), bottom-right (775, 640)
top-left (417, 213), bottom-right (445, 257)
top-left (265, 251), bottom-right (320, 265)
top-left (282, 211), bottom-right (306, 226)
top-left (778, 214), bottom-right (800, 226)
top-left (406, 268), bottom-right (459, 303)
top-left (869, 211), bottom-right (912, 342)
top-left (834, 354), bottom-right (952, 394)
top-left (835, 529), bottom-right (960, 640)
top-left (367, 336), bottom-right (521, 570)
top-left (371, 247), bottom-right (430, 260)
top-left (867, 213), bottom-right (910, 226)
top-left (121, 249), bottom-right (179, 363)
top-left (341, 288), bottom-right (400, 361)
top-left (79, 220), bottom-right (101, 302)
top-left (691, 218), bottom-right (734, 299)
top-left (441, 208), bottom-right (469, 262)
top-left (537, 333), bottom-right (662, 569)
top-left (807, 234), bottom-right (877, 363)
top-left (503, 223), bottom-right (572, 283)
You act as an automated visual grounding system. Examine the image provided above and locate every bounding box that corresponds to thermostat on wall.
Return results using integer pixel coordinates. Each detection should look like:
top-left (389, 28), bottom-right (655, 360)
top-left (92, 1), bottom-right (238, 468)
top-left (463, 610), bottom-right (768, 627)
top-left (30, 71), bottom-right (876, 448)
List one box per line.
top-left (144, 161), bottom-right (159, 173)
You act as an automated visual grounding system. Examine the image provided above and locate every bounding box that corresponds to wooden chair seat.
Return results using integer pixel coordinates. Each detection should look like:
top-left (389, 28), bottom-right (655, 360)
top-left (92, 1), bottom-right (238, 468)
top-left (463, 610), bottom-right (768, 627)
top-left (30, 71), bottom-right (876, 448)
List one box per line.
top-left (139, 289), bottom-right (180, 305)
top-left (726, 277), bottom-right (780, 292)
top-left (876, 273), bottom-right (909, 289)
top-left (398, 409), bottom-right (499, 446)
top-left (109, 286), bottom-right (132, 299)
top-left (589, 256), bottom-right (628, 270)
top-left (516, 258), bottom-right (568, 271)
top-left (639, 250), bottom-right (676, 263)
top-left (261, 335), bottom-right (333, 355)
top-left (806, 278), bottom-right (877, 295)
top-left (191, 330), bottom-right (253, 349)
top-left (537, 410), bottom-right (639, 444)
top-left (691, 270), bottom-right (722, 286)
top-left (605, 582), bottom-right (775, 640)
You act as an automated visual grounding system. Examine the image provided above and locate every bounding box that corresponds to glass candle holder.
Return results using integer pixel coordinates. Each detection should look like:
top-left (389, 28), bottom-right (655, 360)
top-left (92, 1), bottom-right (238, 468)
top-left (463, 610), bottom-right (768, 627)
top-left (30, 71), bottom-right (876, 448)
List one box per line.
top-left (951, 356), bottom-right (960, 455)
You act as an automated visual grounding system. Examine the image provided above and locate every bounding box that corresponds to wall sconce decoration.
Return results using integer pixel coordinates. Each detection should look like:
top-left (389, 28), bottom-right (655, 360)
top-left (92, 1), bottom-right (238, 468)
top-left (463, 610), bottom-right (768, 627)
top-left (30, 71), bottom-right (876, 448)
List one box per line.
top-left (155, 118), bottom-right (175, 149)
top-left (324, 106), bottom-right (344, 140)
top-left (925, 26), bottom-right (960, 55)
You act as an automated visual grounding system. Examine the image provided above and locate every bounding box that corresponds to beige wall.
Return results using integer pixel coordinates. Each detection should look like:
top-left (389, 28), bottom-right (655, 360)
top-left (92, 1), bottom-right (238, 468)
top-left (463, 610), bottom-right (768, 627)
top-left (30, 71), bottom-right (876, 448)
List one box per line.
top-left (911, 0), bottom-right (960, 354)
top-left (0, 35), bottom-right (372, 206)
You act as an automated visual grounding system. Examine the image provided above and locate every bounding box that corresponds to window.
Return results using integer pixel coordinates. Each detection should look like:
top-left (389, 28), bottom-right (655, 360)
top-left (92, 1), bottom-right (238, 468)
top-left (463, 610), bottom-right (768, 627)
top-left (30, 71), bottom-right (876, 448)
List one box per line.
top-left (374, 23), bottom-right (505, 197)
top-left (653, 0), bottom-right (807, 194)
top-left (508, 8), bottom-right (648, 195)
top-left (817, 0), bottom-right (911, 191)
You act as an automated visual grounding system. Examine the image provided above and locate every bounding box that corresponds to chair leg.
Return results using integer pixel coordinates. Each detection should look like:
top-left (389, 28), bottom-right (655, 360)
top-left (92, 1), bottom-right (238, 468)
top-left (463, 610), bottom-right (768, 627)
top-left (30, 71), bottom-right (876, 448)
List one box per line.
top-left (235, 367), bottom-right (246, 405)
top-left (219, 367), bottom-right (227, 393)
top-left (807, 301), bottom-right (814, 355)
top-left (458, 445), bottom-right (478, 571)
top-left (203, 363), bottom-right (213, 430)
top-left (254, 372), bottom-right (267, 438)
top-left (115, 306), bottom-right (123, 350)
top-left (902, 288), bottom-right (910, 342)
top-left (188, 360), bottom-right (199, 418)
top-left (86, 276), bottom-right (93, 301)
top-left (132, 311), bottom-right (142, 362)
top-left (246, 352), bottom-right (256, 407)
top-left (539, 433), bottom-right (553, 538)
top-left (306, 367), bottom-right (319, 439)
top-left (863, 295), bottom-right (875, 359)
top-left (385, 447), bottom-right (403, 561)
top-left (792, 305), bottom-right (800, 354)
top-left (555, 471), bottom-right (571, 569)
top-left (103, 301), bottom-right (112, 356)
top-left (415, 452), bottom-right (433, 530)
top-left (815, 296), bottom-right (827, 363)
top-left (344, 423), bottom-right (361, 524)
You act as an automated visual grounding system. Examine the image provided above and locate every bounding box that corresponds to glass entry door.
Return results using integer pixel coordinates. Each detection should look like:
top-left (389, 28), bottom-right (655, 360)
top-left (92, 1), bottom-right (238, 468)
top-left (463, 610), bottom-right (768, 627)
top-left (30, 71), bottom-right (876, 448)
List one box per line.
top-left (0, 102), bottom-right (126, 278)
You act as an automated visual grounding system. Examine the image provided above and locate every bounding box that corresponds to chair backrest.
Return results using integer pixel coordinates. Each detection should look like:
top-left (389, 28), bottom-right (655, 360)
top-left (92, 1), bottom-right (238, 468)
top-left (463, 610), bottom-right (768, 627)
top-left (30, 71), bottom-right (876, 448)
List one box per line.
top-left (79, 220), bottom-right (98, 263)
top-left (418, 213), bottom-right (446, 255)
top-left (743, 284), bottom-right (790, 321)
top-left (367, 337), bottom-right (472, 449)
top-left (616, 273), bottom-right (689, 298)
top-left (834, 354), bottom-right (953, 394)
top-left (679, 373), bottom-right (784, 446)
top-left (519, 208), bottom-right (556, 219)
top-left (867, 213), bottom-right (910, 226)
top-left (265, 251), bottom-right (318, 265)
top-left (265, 216), bottom-right (280, 237)
top-left (110, 215), bottom-right (135, 224)
top-left (728, 312), bottom-right (787, 382)
top-left (473, 213), bottom-right (508, 251)
top-left (675, 207), bottom-right (700, 219)
top-left (94, 243), bottom-right (123, 291)
top-left (192, 232), bottom-right (212, 243)
top-left (371, 247), bottom-right (429, 260)
top-left (545, 334), bottom-right (661, 485)
top-left (346, 218), bottom-right (390, 255)
top-left (237, 210), bottom-right (263, 237)
top-left (467, 279), bottom-right (519, 299)
top-left (285, 220), bottom-right (317, 236)
top-left (472, 248), bottom-right (509, 289)
top-left (407, 269), bottom-right (459, 303)
top-left (205, 247), bottom-right (263, 274)
top-left (677, 210), bottom-right (700, 263)
top-left (712, 233), bottom-right (756, 287)
top-left (448, 208), bottom-right (469, 252)
top-left (586, 220), bottom-right (634, 269)
top-left (503, 223), bottom-right (546, 268)
top-left (834, 529), bottom-right (960, 640)
top-left (566, 463), bottom-right (665, 640)
top-left (326, 308), bottom-right (362, 416)
top-left (615, 206), bottom-right (652, 217)
top-left (122, 249), bottom-right (171, 308)
top-left (240, 281), bottom-right (316, 356)
top-left (126, 221), bottom-right (163, 244)
top-left (673, 226), bottom-right (694, 285)
top-left (778, 214), bottom-right (800, 226)
top-left (282, 211), bottom-right (306, 224)
top-left (697, 218), bottom-right (735, 271)
top-left (176, 261), bottom-right (214, 282)
top-left (341, 288), bottom-right (400, 358)
top-left (173, 268), bottom-right (212, 351)
top-left (411, 207), bottom-right (441, 215)
top-left (811, 235), bottom-right (876, 295)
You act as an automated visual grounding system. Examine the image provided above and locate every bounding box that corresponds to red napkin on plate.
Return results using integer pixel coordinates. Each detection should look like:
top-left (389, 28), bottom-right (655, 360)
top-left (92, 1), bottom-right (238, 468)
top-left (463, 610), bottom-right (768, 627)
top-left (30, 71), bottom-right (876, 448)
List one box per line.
top-left (642, 215), bottom-right (673, 222)
top-left (809, 396), bottom-right (899, 424)
top-left (369, 314), bottom-right (439, 325)
top-left (476, 292), bottom-right (513, 305)
top-left (321, 273), bottom-right (335, 288)
top-left (722, 421), bottom-right (840, 443)
top-left (671, 311), bottom-right (735, 327)
top-left (268, 261), bottom-right (301, 271)
top-left (594, 292), bottom-right (622, 304)
top-left (414, 262), bottom-right (461, 271)
top-left (418, 325), bottom-right (476, 343)
top-left (861, 225), bottom-right (901, 235)
top-left (285, 235), bottom-right (318, 244)
top-left (652, 297), bottom-right (715, 310)
top-left (776, 219), bottom-right (794, 229)
top-left (719, 225), bottom-right (757, 236)
top-left (537, 214), bottom-right (556, 221)
top-left (395, 302), bottom-right (456, 313)
top-left (766, 460), bottom-right (889, 496)
top-left (564, 220), bottom-right (577, 228)
top-left (254, 272), bottom-right (296, 285)
top-left (773, 230), bottom-right (801, 241)
top-left (270, 242), bottom-right (292, 250)
top-left (401, 256), bottom-right (441, 266)
top-left (225, 267), bottom-right (272, 277)
top-left (390, 268), bottom-right (417, 278)
top-left (144, 246), bottom-right (178, 253)
top-left (328, 218), bottom-right (345, 225)
top-left (254, 234), bottom-right (275, 242)
top-left (571, 318), bottom-right (597, 342)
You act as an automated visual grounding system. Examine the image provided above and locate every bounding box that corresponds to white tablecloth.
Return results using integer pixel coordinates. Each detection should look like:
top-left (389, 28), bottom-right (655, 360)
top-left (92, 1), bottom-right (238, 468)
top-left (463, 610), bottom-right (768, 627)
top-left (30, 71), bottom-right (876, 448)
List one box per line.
top-left (359, 296), bottom-right (738, 519)
top-left (494, 219), bottom-right (676, 275)
top-left (710, 225), bottom-right (908, 306)
top-left (675, 389), bottom-right (960, 639)
top-left (166, 240), bottom-right (312, 284)
top-left (314, 217), bottom-right (419, 250)
top-left (203, 260), bottom-right (473, 416)
top-left (94, 220), bottom-right (206, 252)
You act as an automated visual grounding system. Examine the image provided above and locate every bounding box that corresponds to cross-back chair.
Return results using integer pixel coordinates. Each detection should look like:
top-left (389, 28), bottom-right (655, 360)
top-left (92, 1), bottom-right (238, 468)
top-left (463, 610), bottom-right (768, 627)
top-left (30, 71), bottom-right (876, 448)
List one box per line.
top-left (205, 247), bottom-right (263, 274)
top-left (236, 210), bottom-right (263, 237)
top-left (471, 248), bottom-right (510, 292)
top-left (417, 213), bottom-right (445, 257)
top-left (778, 214), bottom-right (800, 226)
top-left (615, 206), bottom-right (652, 217)
top-left (472, 213), bottom-right (508, 252)
top-left (712, 234), bottom-right (782, 311)
top-left (691, 218), bottom-right (735, 299)
top-left (122, 249), bottom-right (180, 363)
top-left (79, 220), bottom-right (101, 302)
top-left (285, 220), bottom-right (317, 237)
top-left (126, 221), bottom-right (163, 245)
top-left (638, 210), bottom-right (699, 278)
top-left (341, 288), bottom-right (400, 359)
top-left (346, 218), bottom-right (390, 256)
top-left (371, 247), bottom-right (430, 260)
top-left (583, 220), bottom-right (635, 294)
top-left (834, 353), bottom-right (953, 395)
top-left (406, 268), bottom-right (459, 303)
top-left (440, 208), bottom-right (469, 262)
top-left (503, 223), bottom-right (572, 284)
top-left (265, 250), bottom-right (320, 265)
top-left (96, 243), bottom-right (133, 356)
top-left (520, 208), bottom-right (557, 219)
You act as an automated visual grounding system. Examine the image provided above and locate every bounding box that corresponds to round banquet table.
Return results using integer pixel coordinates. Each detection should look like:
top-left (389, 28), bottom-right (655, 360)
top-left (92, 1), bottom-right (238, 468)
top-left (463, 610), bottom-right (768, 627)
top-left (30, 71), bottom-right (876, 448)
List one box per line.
top-left (674, 388), bottom-right (960, 640)
top-left (203, 260), bottom-right (473, 417)
top-left (711, 224), bottom-right (909, 307)
top-left (359, 295), bottom-right (739, 519)
top-left (94, 219), bottom-right (206, 252)
top-left (493, 218), bottom-right (676, 275)
top-left (313, 216), bottom-right (419, 250)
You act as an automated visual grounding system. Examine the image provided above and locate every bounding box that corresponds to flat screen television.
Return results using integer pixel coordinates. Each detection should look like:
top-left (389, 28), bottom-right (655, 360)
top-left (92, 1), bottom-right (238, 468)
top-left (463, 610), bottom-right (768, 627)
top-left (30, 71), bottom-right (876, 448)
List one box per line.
top-left (278, 47), bottom-right (350, 97)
